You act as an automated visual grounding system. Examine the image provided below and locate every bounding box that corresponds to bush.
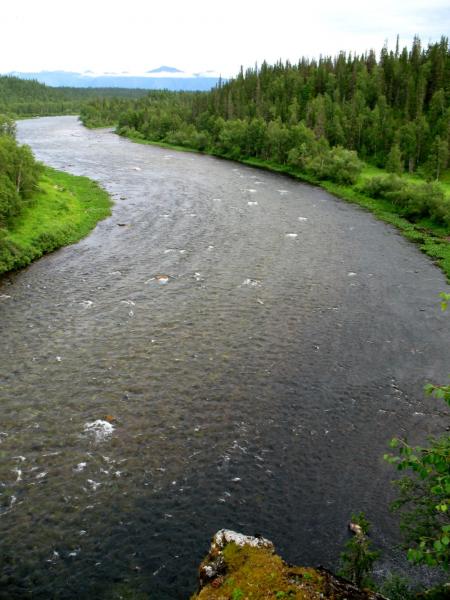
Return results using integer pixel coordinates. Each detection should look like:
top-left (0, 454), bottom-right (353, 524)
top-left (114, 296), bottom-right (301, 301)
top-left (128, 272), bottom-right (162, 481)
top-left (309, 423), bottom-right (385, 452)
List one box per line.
top-left (386, 143), bottom-right (403, 175)
top-left (0, 174), bottom-right (20, 224)
top-left (360, 176), bottom-right (450, 226)
top-left (306, 146), bottom-right (362, 185)
top-left (359, 174), bottom-right (404, 198)
top-left (0, 114), bottom-right (16, 138)
top-left (379, 573), bottom-right (415, 600)
top-left (388, 183), bottom-right (447, 224)
top-left (0, 230), bottom-right (21, 273)
top-left (191, 130), bottom-right (211, 152)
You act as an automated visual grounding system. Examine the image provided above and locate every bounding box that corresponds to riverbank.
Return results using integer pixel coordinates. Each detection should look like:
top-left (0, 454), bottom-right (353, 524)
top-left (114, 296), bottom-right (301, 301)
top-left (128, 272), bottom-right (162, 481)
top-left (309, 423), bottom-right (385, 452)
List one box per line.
top-left (118, 130), bottom-right (450, 281)
top-left (0, 166), bottom-right (111, 275)
top-left (7, 115), bottom-right (449, 598)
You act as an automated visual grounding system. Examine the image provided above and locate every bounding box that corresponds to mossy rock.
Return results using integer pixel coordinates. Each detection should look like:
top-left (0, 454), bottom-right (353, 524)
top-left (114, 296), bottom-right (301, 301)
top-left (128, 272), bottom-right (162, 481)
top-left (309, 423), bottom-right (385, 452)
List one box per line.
top-left (192, 530), bottom-right (387, 600)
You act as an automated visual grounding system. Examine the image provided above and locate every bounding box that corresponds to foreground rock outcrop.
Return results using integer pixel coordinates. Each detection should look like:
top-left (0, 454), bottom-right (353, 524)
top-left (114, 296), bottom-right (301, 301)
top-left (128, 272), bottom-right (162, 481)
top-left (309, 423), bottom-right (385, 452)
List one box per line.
top-left (192, 529), bottom-right (388, 599)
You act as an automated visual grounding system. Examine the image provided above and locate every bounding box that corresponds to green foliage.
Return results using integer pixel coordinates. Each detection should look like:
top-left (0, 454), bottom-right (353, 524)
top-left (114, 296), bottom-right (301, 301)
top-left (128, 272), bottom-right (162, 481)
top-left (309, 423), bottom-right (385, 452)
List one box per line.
top-left (386, 143), bottom-right (403, 175)
top-left (0, 129), bottom-right (43, 225)
top-left (384, 297), bottom-right (450, 570)
top-left (378, 573), bottom-right (416, 600)
top-left (424, 136), bottom-right (449, 181)
top-left (0, 75), bottom-right (149, 119)
top-left (359, 174), bottom-right (404, 198)
top-left (424, 380), bottom-right (450, 407)
top-left (0, 167), bottom-right (111, 275)
top-left (392, 183), bottom-right (449, 224)
top-left (339, 513), bottom-right (379, 588)
top-left (0, 114), bottom-right (16, 137)
top-left (80, 36), bottom-right (450, 177)
top-left (305, 145), bottom-right (363, 184)
top-left (439, 292), bottom-right (450, 312)
top-left (416, 583), bottom-right (450, 598)
top-left (378, 576), bottom-right (450, 600)
top-left (0, 174), bottom-right (20, 224)
top-left (385, 435), bottom-right (450, 568)
top-left (360, 175), bottom-right (450, 226)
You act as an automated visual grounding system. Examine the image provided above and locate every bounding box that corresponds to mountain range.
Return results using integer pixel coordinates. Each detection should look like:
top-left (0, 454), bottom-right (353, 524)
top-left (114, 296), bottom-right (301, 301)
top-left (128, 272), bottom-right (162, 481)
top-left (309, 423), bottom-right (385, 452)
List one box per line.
top-left (4, 67), bottom-right (222, 90)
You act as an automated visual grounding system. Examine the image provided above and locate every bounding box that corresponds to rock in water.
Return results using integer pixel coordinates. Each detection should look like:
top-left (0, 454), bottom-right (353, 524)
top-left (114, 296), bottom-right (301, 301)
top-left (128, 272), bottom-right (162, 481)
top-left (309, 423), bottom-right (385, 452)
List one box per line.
top-left (84, 420), bottom-right (115, 442)
top-left (211, 529), bottom-right (274, 552)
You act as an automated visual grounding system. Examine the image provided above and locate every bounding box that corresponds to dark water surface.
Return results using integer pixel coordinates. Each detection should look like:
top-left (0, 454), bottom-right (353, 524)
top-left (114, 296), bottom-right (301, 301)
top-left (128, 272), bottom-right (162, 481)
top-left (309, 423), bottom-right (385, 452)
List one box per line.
top-left (1, 116), bottom-right (449, 598)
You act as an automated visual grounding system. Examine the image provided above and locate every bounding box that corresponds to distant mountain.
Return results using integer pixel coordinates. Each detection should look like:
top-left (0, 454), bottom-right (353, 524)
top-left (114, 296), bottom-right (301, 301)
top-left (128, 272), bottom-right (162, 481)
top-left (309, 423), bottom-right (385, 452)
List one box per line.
top-left (147, 66), bottom-right (183, 73)
top-left (6, 70), bottom-right (221, 91)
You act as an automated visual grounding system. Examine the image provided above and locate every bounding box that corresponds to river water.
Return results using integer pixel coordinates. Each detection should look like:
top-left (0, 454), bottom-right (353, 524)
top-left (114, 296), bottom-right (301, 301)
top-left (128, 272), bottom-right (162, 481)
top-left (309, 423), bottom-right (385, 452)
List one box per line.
top-left (0, 116), bottom-right (448, 598)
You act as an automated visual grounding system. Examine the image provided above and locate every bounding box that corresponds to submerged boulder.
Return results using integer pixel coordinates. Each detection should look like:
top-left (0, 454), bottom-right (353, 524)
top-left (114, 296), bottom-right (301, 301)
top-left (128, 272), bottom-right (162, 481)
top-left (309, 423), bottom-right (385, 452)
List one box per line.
top-left (193, 529), bottom-right (387, 599)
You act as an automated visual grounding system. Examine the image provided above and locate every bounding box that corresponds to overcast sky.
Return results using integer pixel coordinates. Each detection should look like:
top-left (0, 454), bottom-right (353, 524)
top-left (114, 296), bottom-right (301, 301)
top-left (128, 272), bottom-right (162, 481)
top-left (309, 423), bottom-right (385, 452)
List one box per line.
top-left (1, 0), bottom-right (449, 76)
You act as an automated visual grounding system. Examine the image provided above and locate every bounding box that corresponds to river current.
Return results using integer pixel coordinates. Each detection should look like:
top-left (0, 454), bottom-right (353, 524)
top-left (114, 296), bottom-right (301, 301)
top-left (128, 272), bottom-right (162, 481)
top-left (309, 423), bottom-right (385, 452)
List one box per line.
top-left (0, 116), bottom-right (449, 598)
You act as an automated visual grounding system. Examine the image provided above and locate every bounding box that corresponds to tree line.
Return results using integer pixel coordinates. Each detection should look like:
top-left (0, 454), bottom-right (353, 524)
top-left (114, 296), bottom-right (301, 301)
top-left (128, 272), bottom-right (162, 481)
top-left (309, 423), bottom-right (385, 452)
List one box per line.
top-left (0, 115), bottom-right (42, 225)
top-left (81, 36), bottom-right (449, 185)
top-left (0, 75), bottom-right (148, 118)
top-left (0, 114), bottom-right (43, 267)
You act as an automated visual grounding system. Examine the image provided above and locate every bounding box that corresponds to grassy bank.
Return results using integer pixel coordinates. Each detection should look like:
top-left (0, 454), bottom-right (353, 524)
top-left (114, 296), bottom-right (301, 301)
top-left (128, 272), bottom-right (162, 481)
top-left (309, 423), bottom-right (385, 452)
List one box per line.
top-left (119, 130), bottom-right (450, 282)
top-left (0, 167), bottom-right (112, 275)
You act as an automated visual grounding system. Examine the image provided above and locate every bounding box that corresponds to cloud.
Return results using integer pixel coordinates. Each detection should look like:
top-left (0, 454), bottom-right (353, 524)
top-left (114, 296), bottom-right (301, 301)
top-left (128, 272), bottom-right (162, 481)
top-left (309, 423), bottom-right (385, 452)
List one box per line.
top-left (0, 0), bottom-right (448, 75)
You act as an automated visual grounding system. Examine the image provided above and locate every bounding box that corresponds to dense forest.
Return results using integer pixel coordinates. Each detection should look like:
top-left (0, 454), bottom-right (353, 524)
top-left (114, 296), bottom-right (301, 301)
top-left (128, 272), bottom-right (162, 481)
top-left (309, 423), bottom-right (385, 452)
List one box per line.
top-left (81, 37), bottom-right (449, 181)
top-left (0, 75), bottom-right (148, 117)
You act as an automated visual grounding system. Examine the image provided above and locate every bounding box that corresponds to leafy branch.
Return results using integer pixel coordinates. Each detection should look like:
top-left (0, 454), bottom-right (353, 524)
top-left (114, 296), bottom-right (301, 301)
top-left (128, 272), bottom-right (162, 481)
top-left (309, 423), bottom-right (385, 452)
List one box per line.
top-left (384, 294), bottom-right (450, 569)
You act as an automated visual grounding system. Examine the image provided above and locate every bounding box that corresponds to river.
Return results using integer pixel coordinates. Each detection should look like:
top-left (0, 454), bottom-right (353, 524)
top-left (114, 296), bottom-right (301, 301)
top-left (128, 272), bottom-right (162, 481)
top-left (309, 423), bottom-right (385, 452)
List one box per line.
top-left (0, 116), bottom-right (449, 598)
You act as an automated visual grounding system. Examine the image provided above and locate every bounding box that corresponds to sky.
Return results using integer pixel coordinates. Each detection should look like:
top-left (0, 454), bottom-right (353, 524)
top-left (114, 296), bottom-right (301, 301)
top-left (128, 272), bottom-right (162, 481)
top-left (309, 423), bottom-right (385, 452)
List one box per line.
top-left (1, 0), bottom-right (449, 76)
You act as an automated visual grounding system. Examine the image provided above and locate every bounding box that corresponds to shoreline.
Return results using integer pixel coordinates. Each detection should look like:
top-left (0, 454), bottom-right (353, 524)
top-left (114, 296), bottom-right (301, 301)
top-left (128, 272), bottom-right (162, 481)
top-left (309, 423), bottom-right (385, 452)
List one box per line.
top-left (0, 166), bottom-right (112, 276)
top-left (4, 119), bottom-right (448, 282)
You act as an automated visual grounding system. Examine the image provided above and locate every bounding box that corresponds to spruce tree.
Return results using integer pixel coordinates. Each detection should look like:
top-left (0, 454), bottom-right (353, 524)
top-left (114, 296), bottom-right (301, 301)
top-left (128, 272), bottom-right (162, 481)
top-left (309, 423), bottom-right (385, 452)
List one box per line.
top-left (386, 143), bottom-right (403, 174)
top-left (425, 136), bottom-right (449, 180)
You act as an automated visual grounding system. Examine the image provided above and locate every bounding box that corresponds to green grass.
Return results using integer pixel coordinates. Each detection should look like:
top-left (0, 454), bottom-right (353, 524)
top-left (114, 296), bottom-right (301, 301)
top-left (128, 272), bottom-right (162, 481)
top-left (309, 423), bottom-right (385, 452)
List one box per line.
top-left (0, 167), bottom-right (112, 275)
top-left (117, 130), bottom-right (450, 281)
top-left (360, 163), bottom-right (450, 195)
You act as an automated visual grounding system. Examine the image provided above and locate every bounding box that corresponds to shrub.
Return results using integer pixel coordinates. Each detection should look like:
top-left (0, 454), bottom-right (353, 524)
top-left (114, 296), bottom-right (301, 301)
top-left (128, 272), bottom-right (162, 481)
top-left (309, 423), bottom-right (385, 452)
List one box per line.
top-left (386, 143), bottom-right (403, 175)
top-left (359, 174), bottom-right (404, 198)
top-left (360, 176), bottom-right (450, 226)
top-left (0, 174), bottom-right (20, 224)
top-left (379, 573), bottom-right (415, 600)
top-left (388, 183), bottom-right (448, 224)
top-left (306, 146), bottom-right (362, 185)
top-left (0, 114), bottom-right (16, 138)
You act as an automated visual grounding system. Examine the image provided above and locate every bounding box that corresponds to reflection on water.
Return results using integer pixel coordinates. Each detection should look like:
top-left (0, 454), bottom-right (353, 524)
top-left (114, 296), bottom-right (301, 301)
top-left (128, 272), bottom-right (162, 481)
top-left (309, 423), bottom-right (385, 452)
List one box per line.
top-left (0, 116), bottom-right (448, 598)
